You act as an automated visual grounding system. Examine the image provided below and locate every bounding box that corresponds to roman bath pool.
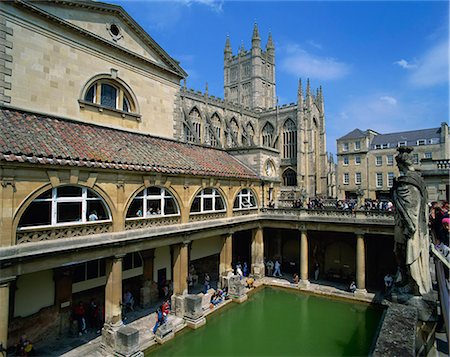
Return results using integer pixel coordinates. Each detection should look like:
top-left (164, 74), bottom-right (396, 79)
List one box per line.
top-left (146, 287), bottom-right (384, 356)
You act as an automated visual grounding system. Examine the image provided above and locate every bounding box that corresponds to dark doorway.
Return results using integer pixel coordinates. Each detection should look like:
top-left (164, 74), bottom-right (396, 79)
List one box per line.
top-left (157, 268), bottom-right (167, 298)
top-left (232, 230), bottom-right (251, 270)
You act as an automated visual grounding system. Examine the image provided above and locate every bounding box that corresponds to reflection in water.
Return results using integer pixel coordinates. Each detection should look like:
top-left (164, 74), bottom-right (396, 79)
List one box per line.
top-left (147, 287), bottom-right (383, 356)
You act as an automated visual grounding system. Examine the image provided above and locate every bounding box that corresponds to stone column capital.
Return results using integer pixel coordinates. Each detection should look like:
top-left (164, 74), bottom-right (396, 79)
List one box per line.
top-left (114, 253), bottom-right (126, 260)
top-left (355, 231), bottom-right (365, 238)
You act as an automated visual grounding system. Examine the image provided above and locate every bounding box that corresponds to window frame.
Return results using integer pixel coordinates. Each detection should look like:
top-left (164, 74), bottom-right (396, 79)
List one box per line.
top-left (355, 172), bottom-right (362, 185)
top-left (233, 189), bottom-right (258, 210)
top-left (416, 139), bottom-right (426, 146)
top-left (386, 155), bottom-right (394, 166)
top-left (343, 155), bottom-right (349, 166)
top-left (375, 156), bottom-right (382, 166)
top-left (18, 186), bottom-right (111, 231)
top-left (342, 142), bottom-right (349, 152)
top-left (376, 173), bottom-right (383, 188)
top-left (354, 141), bottom-right (361, 151)
top-left (126, 187), bottom-right (180, 220)
top-left (387, 172), bottom-right (394, 188)
top-left (83, 79), bottom-right (136, 114)
top-left (343, 173), bottom-right (349, 185)
top-left (355, 155), bottom-right (361, 165)
top-left (190, 188), bottom-right (226, 214)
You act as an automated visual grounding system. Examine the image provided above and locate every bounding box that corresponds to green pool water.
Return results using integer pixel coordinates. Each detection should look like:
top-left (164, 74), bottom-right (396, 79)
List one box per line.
top-left (146, 287), bottom-right (384, 356)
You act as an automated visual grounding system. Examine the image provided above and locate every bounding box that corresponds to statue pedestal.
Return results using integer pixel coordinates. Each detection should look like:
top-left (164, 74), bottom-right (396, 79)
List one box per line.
top-left (251, 264), bottom-right (265, 279)
top-left (101, 323), bottom-right (143, 357)
top-left (171, 294), bottom-right (186, 317)
top-left (228, 275), bottom-right (247, 303)
top-left (155, 320), bottom-right (174, 344)
top-left (355, 288), bottom-right (367, 297)
top-left (184, 294), bottom-right (206, 329)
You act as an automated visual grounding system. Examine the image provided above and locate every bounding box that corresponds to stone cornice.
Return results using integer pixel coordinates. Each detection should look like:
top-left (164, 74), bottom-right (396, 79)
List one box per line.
top-left (10, 0), bottom-right (187, 79)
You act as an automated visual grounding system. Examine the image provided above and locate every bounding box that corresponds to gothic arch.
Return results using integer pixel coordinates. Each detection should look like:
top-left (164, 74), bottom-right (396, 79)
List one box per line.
top-left (282, 167), bottom-right (297, 186)
top-left (262, 122), bottom-right (275, 147)
top-left (282, 118), bottom-right (297, 159)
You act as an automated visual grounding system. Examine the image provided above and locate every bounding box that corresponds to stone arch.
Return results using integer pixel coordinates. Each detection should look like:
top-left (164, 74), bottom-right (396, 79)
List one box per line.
top-left (261, 122), bottom-right (275, 147)
top-left (282, 167), bottom-right (297, 186)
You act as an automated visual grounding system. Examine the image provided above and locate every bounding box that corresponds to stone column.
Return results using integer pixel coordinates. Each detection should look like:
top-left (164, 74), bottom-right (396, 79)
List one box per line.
top-left (141, 249), bottom-right (155, 282)
top-left (0, 277), bottom-right (14, 349)
top-left (104, 255), bottom-right (124, 327)
top-left (219, 234), bottom-right (233, 277)
top-left (172, 242), bottom-right (189, 296)
top-left (355, 232), bottom-right (367, 295)
top-left (141, 249), bottom-right (157, 307)
top-left (300, 229), bottom-right (310, 288)
top-left (251, 227), bottom-right (265, 279)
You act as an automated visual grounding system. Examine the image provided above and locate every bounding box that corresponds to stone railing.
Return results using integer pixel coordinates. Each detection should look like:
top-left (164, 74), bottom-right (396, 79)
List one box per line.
top-left (16, 222), bottom-right (113, 244)
top-left (436, 159), bottom-right (450, 169)
top-left (232, 208), bottom-right (259, 217)
top-left (261, 207), bottom-right (394, 222)
top-left (125, 216), bottom-right (181, 231)
top-left (189, 212), bottom-right (227, 222)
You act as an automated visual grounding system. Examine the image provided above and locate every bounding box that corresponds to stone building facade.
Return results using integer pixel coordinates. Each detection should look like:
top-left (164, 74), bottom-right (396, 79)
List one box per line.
top-left (178, 24), bottom-right (330, 203)
top-left (336, 124), bottom-right (450, 202)
top-left (0, 1), bottom-right (394, 353)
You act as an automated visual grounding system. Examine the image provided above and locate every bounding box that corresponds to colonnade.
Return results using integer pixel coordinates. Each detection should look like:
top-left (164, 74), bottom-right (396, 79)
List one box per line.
top-left (0, 228), bottom-right (369, 349)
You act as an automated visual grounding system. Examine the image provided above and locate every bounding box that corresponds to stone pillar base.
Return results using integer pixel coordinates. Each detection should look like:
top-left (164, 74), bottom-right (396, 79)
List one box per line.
top-left (232, 294), bottom-right (248, 304)
top-left (251, 264), bottom-right (265, 279)
top-left (155, 321), bottom-right (174, 345)
top-left (355, 288), bottom-right (367, 296)
top-left (185, 316), bottom-right (206, 329)
top-left (171, 294), bottom-right (186, 318)
top-left (299, 280), bottom-right (310, 289)
top-left (101, 323), bottom-right (142, 357)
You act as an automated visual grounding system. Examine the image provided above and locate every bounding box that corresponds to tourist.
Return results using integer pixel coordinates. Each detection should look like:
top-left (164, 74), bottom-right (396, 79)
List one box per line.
top-left (203, 273), bottom-right (211, 293)
top-left (349, 281), bottom-right (357, 293)
top-left (136, 208), bottom-right (143, 217)
top-left (292, 273), bottom-right (299, 284)
top-left (440, 217), bottom-right (450, 246)
top-left (123, 289), bottom-right (135, 312)
top-left (384, 273), bottom-right (393, 293)
top-left (266, 259), bottom-right (274, 276)
top-left (73, 301), bottom-right (87, 336)
top-left (15, 335), bottom-right (34, 356)
top-left (243, 261), bottom-right (248, 277)
top-left (314, 261), bottom-right (320, 281)
top-left (152, 307), bottom-right (166, 335)
top-left (246, 277), bottom-right (255, 288)
top-left (273, 260), bottom-right (282, 277)
top-left (88, 210), bottom-right (98, 221)
top-left (88, 299), bottom-right (102, 332)
top-left (161, 299), bottom-right (170, 317)
top-left (211, 290), bottom-right (223, 306)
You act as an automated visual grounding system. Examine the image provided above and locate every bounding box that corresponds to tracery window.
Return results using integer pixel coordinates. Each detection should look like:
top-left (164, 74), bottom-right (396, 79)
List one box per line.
top-left (126, 187), bottom-right (179, 219)
top-left (210, 113), bottom-right (222, 147)
top-left (246, 123), bottom-right (255, 143)
top-left (233, 188), bottom-right (257, 210)
top-left (18, 186), bottom-right (111, 229)
top-left (282, 119), bottom-right (297, 159)
top-left (189, 108), bottom-right (202, 142)
top-left (84, 80), bottom-right (134, 113)
top-left (262, 122), bottom-right (274, 147)
top-left (230, 118), bottom-right (239, 142)
top-left (283, 168), bottom-right (297, 186)
top-left (184, 123), bottom-right (195, 143)
top-left (190, 188), bottom-right (226, 214)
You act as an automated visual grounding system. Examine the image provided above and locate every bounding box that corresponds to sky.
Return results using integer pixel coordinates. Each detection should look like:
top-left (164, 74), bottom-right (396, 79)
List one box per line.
top-left (112, 0), bottom-right (449, 155)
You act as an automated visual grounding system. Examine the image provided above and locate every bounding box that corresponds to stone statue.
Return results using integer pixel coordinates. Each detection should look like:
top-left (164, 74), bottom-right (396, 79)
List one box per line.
top-left (391, 146), bottom-right (431, 296)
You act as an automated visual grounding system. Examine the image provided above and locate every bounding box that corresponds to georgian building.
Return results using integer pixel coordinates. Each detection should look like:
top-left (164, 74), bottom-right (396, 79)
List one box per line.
top-left (0, 1), bottom-right (394, 353)
top-left (336, 124), bottom-right (450, 202)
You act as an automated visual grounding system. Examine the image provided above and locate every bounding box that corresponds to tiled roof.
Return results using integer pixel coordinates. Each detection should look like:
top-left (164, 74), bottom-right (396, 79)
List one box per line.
top-left (337, 129), bottom-right (368, 140)
top-left (371, 127), bottom-right (441, 147)
top-left (0, 109), bottom-right (259, 179)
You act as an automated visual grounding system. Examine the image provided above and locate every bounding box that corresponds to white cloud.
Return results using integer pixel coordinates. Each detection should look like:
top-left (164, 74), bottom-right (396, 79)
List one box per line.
top-left (409, 41), bottom-right (449, 87)
top-left (307, 40), bottom-right (323, 50)
top-left (394, 59), bottom-right (417, 70)
top-left (379, 96), bottom-right (397, 105)
top-left (281, 44), bottom-right (350, 80)
top-left (180, 0), bottom-right (223, 12)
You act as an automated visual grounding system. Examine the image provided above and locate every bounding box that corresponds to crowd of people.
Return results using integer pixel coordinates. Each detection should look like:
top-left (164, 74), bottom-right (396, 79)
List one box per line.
top-left (430, 201), bottom-right (450, 263)
top-left (288, 197), bottom-right (395, 212)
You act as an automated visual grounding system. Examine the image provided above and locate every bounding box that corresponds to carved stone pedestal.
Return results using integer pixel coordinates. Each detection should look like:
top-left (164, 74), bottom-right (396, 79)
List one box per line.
top-left (171, 294), bottom-right (186, 318)
top-left (101, 323), bottom-right (143, 357)
top-left (184, 295), bottom-right (206, 329)
top-left (251, 264), bottom-right (265, 279)
top-left (155, 320), bottom-right (174, 344)
top-left (355, 288), bottom-right (367, 297)
top-left (228, 275), bottom-right (247, 303)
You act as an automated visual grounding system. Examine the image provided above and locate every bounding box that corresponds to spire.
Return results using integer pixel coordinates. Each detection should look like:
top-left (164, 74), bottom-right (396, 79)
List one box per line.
top-left (251, 22), bottom-right (261, 49)
top-left (306, 78), bottom-right (311, 98)
top-left (239, 40), bottom-right (245, 54)
top-left (205, 82), bottom-right (209, 95)
top-left (266, 32), bottom-right (274, 50)
top-left (297, 78), bottom-right (303, 105)
top-left (319, 85), bottom-right (325, 112)
top-left (224, 35), bottom-right (232, 58)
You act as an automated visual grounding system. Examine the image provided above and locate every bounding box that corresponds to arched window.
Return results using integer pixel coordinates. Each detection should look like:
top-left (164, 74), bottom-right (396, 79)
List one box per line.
top-left (188, 108), bottom-right (202, 143)
top-left (184, 123), bottom-right (195, 143)
top-left (18, 186), bottom-right (111, 229)
top-left (262, 122), bottom-right (274, 147)
top-left (283, 169), bottom-right (297, 186)
top-left (84, 79), bottom-right (135, 113)
top-left (190, 188), bottom-right (226, 213)
top-left (233, 188), bottom-right (257, 210)
top-left (283, 119), bottom-right (297, 159)
top-left (246, 123), bottom-right (255, 141)
top-left (126, 187), bottom-right (179, 219)
top-left (210, 113), bottom-right (222, 147)
top-left (230, 118), bottom-right (239, 140)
